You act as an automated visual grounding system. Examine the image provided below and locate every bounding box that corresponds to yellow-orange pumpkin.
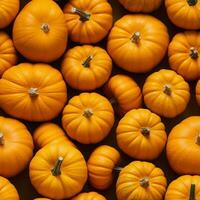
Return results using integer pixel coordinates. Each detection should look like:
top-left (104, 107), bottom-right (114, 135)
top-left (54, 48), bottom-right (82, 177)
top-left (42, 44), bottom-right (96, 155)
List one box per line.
top-left (71, 192), bottom-right (107, 200)
top-left (34, 199), bottom-right (51, 200)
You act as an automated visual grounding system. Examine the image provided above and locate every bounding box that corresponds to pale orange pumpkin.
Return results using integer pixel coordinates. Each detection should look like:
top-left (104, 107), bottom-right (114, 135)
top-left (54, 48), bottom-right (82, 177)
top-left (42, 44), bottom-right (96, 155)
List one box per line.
top-left (71, 192), bottom-right (107, 200)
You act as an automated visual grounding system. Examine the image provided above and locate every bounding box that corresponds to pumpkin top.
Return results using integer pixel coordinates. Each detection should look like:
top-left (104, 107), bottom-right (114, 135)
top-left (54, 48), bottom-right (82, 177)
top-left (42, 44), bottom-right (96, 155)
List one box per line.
top-left (71, 192), bottom-right (107, 200)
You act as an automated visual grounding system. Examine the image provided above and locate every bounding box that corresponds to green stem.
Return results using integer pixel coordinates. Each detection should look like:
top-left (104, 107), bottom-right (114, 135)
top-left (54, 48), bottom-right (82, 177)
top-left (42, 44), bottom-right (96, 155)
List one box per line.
top-left (51, 157), bottom-right (64, 176)
top-left (72, 7), bottom-right (91, 21)
top-left (187, 0), bottom-right (198, 6)
top-left (82, 55), bottom-right (93, 68)
top-left (189, 184), bottom-right (195, 200)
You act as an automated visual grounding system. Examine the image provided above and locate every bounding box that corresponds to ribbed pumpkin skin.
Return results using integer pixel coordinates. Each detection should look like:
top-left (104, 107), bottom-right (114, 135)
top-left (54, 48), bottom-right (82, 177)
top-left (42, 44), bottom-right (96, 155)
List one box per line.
top-left (63, 0), bottom-right (113, 44)
top-left (169, 31), bottom-right (200, 80)
top-left (104, 74), bottom-right (142, 115)
top-left (0, 117), bottom-right (34, 177)
top-left (119, 0), bottom-right (162, 13)
top-left (0, 32), bottom-right (17, 77)
top-left (62, 45), bottom-right (112, 91)
top-left (29, 144), bottom-right (88, 200)
top-left (0, 63), bottom-right (67, 122)
top-left (0, 0), bottom-right (20, 28)
top-left (116, 109), bottom-right (167, 160)
top-left (196, 80), bottom-right (200, 106)
top-left (116, 161), bottom-right (167, 200)
top-left (62, 93), bottom-right (114, 144)
top-left (107, 15), bottom-right (169, 73)
top-left (143, 69), bottom-right (190, 118)
top-left (87, 145), bottom-right (120, 190)
top-left (165, 0), bottom-right (200, 30)
top-left (0, 176), bottom-right (20, 200)
top-left (71, 192), bottom-right (107, 200)
top-left (165, 175), bottom-right (200, 200)
top-left (167, 116), bottom-right (200, 175)
top-left (13, 0), bottom-right (68, 62)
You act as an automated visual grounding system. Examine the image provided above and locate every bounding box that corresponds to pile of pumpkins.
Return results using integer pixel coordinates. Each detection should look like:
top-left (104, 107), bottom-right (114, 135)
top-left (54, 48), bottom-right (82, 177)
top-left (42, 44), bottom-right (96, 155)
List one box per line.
top-left (0, 0), bottom-right (200, 199)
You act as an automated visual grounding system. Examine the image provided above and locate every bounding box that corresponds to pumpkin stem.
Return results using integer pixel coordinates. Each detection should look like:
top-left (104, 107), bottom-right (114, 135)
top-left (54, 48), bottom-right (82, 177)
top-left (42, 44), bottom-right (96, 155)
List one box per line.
top-left (72, 7), bottom-right (91, 21)
top-left (163, 85), bottom-right (172, 96)
top-left (140, 177), bottom-right (149, 188)
top-left (82, 55), bottom-right (93, 68)
top-left (187, 0), bottom-right (198, 6)
top-left (51, 156), bottom-right (64, 176)
top-left (196, 134), bottom-right (200, 145)
top-left (83, 108), bottom-right (93, 118)
top-left (0, 133), bottom-right (4, 145)
top-left (190, 47), bottom-right (198, 59)
top-left (28, 88), bottom-right (39, 97)
top-left (131, 32), bottom-right (141, 43)
top-left (189, 184), bottom-right (196, 200)
top-left (140, 127), bottom-right (150, 137)
top-left (41, 23), bottom-right (50, 33)
top-left (114, 166), bottom-right (123, 172)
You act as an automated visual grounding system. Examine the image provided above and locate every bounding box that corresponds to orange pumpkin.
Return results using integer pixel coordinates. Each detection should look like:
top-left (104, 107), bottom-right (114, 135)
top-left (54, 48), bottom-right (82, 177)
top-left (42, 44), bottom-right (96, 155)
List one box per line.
top-left (29, 143), bottom-right (87, 199)
top-left (0, 63), bottom-right (67, 122)
top-left (165, 0), bottom-right (200, 30)
top-left (87, 145), bottom-right (120, 190)
top-left (167, 116), bottom-right (200, 174)
top-left (63, 0), bottom-right (113, 44)
top-left (34, 199), bottom-right (51, 200)
top-left (71, 192), bottom-right (107, 200)
top-left (165, 175), bottom-right (200, 200)
top-left (0, 0), bottom-right (20, 28)
top-left (62, 92), bottom-right (114, 144)
top-left (118, 0), bottom-right (162, 13)
top-left (0, 32), bottom-right (17, 77)
top-left (0, 116), bottom-right (34, 177)
top-left (107, 14), bottom-right (169, 73)
top-left (196, 80), bottom-right (200, 106)
top-left (62, 45), bottom-right (112, 91)
top-left (104, 74), bottom-right (142, 115)
top-left (169, 31), bottom-right (200, 80)
top-left (13, 0), bottom-right (68, 62)
top-left (143, 69), bottom-right (190, 118)
top-left (116, 161), bottom-right (167, 200)
top-left (0, 176), bottom-right (20, 199)
top-left (33, 123), bottom-right (75, 149)
top-left (116, 109), bottom-right (167, 160)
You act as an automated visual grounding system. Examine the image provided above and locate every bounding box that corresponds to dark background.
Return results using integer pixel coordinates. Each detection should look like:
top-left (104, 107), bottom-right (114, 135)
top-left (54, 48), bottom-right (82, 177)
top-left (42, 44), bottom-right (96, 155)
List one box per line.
top-left (1, 0), bottom-right (199, 199)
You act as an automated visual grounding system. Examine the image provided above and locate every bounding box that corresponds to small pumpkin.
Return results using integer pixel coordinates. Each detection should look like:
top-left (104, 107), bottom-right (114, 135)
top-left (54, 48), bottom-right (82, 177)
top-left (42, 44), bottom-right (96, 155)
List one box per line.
top-left (34, 199), bottom-right (51, 200)
top-left (196, 80), bottom-right (200, 106)
top-left (165, 0), bottom-right (200, 30)
top-left (116, 109), bottom-right (167, 160)
top-left (116, 161), bottom-right (167, 200)
top-left (62, 45), bottom-right (112, 91)
top-left (63, 0), bottom-right (113, 44)
top-left (118, 0), bottom-right (162, 13)
top-left (169, 31), bottom-right (200, 80)
top-left (0, 116), bottom-right (34, 177)
top-left (104, 74), bottom-right (142, 115)
top-left (87, 145), bottom-right (120, 190)
top-left (0, 32), bottom-right (17, 77)
top-left (29, 143), bottom-right (87, 199)
top-left (13, 0), bottom-right (68, 62)
top-left (0, 63), bottom-right (67, 122)
top-left (62, 92), bottom-right (114, 144)
top-left (107, 14), bottom-right (169, 73)
top-left (33, 123), bottom-right (75, 149)
top-left (143, 69), bottom-right (190, 118)
top-left (0, 176), bottom-right (20, 199)
top-left (0, 0), bottom-right (20, 28)
top-left (71, 192), bottom-right (107, 200)
top-left (165, 175), bottom-right (200, 200)
top-left (167, 116), bottom-right (200, 174)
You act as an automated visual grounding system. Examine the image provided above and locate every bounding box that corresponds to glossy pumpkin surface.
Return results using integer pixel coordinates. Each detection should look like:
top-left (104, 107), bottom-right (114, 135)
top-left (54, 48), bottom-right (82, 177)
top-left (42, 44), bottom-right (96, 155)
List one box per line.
top-left (71, 192), bottom-right (107, 200)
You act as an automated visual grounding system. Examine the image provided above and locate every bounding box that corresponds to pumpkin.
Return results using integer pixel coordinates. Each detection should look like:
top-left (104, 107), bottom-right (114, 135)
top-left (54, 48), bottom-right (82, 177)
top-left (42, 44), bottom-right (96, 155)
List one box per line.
top-left (169, 31), bottom-right (200, 81)
top-left (71, 192), bottom-right (107, 200)
top-left (196, 80), bottom-right (200, 106)
top-left (0, 32), bottom-right (17, 77)
top-left (116, 109), bottom-right (167, 160)
top-left (118, 0), bottom-right (162, 13)
top-left (87, 145), bottom-right (120, 190)
top-left (0, 176), bottom-right (19, 200)
top-left (63, 0), bottom-right (113, 44)
top-left (143, 69), bottom-right (190, 118)
top-left (62, 45), bottom-right (112, 91)
top-left (13, 0), bottom-right (68, 62)
top-left (0, 0), bottom-right (20, 28)
top-left (165, 0), bottom-right (200, 30)
top-left (0, 116), bottom-right (34, 177)
top-left (33, 123), bottom-right (75, 149)
top-left (116, 161), bottom-right (167, 200)
top-left (34, 199), bottom-right (51, 200)
top-left (165, 175), bottom-right (200, 200)
top-left (167, 116), bottom-right (200, 174)
top-left (107, 14), bottom-right (169, 73)
top-left (0, 63), bottom-right (67, 122)
top-left (104, 74), bottom-right (142, 116)
top-left (62, 92), bottom-right (114, 144)
top-left (29, 143), bottom-right (87, 200)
